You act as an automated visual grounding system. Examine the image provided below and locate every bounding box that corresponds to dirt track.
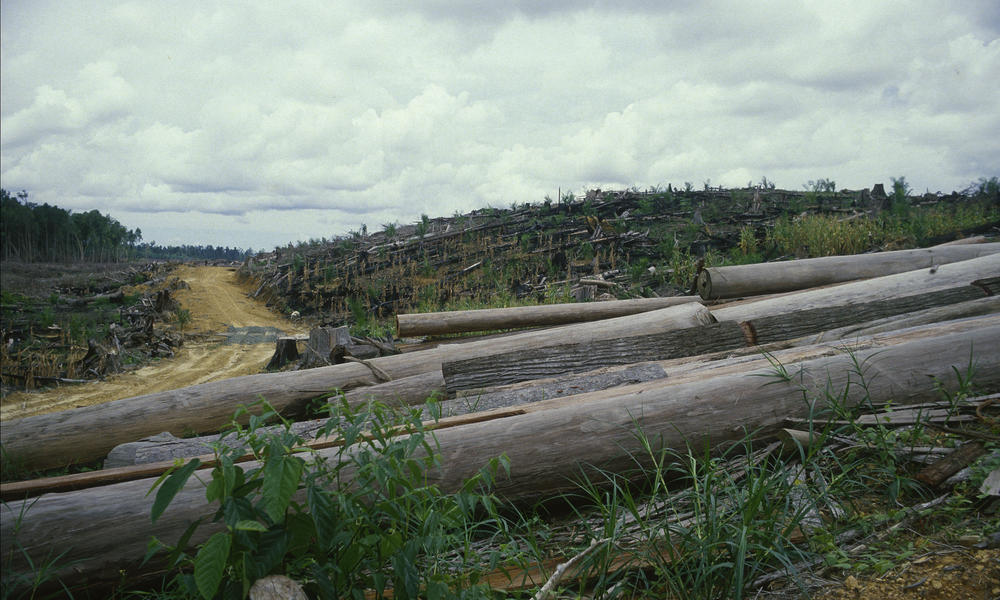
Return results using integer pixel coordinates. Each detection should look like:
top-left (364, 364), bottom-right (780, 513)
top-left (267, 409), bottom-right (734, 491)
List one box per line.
top-left (1, 265), bottom-right (306, 420)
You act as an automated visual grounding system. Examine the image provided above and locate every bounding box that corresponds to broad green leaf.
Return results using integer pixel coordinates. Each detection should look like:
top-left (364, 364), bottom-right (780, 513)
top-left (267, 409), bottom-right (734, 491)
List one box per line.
top-left (151, 458), bottom-right (201, 524)
top-left (194, 531), bottom-right (231, 600)
top-left (307, 485), bottom-right (337, 550)
top-left (234, 519), bottom-right (267, 532)
top-left (262, 454), bottom-right (304, 523)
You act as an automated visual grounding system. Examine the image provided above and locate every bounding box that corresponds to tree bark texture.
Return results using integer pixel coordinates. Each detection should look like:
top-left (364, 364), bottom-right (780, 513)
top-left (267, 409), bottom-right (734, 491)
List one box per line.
top-left (697, 243), bottom-right (1000, 300)
top-left (443, 321), bottom-right (745, 392)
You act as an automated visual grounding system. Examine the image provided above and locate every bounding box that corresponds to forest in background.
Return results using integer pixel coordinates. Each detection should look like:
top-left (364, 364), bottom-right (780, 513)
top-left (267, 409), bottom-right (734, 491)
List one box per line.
top-left (0, 189), bottom-right (252, 263)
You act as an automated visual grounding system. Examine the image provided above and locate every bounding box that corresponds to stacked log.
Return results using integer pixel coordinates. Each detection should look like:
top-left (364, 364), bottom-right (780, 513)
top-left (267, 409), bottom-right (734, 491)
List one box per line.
top-left (696, 242), bottom-right (1000, 300)
top-left (3, 319), bottom-right (997, 589)
top-left (1, 303), bottom-right (715, 471)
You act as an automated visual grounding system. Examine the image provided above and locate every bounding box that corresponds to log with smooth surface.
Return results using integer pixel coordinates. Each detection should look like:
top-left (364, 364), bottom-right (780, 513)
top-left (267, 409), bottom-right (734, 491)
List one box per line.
top-left (697, 243), bottom-right (1000, 300)
top-left (1, 302), bottom-right (714, 472)
top-left (396, 296), bottom-right (700, 337)
top-left (4, 321), bottom-right (997, 589)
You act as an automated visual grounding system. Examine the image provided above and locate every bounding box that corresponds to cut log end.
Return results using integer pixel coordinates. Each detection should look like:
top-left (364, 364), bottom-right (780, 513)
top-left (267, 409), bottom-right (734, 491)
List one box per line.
top-left (697, 270), bottom-right (713, 300)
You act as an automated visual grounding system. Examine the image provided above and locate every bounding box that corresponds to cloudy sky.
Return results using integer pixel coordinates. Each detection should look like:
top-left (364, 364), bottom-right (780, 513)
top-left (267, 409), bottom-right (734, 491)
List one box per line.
top-left (2, 1), bottom-right (998, 251)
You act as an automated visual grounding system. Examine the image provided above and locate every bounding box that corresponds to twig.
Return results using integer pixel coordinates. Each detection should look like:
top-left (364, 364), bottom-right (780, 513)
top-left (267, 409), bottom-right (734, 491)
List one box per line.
top-left (342, 356), bottom-right (392, 382)
top-left (532, 537), bottom-right (609, 600)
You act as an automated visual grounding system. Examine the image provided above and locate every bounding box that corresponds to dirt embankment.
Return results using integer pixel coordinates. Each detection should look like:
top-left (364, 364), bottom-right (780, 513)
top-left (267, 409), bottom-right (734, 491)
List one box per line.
top-left (1, 265), bottom-right (306, 420)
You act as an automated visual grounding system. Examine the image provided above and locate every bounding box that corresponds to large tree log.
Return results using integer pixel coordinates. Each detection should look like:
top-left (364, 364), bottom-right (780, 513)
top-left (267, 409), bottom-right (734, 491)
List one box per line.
top-left (444, 321), bottom-right (746, 392)
top-left (816, 296), bottom-right (1000, 340)
top-left (10, 315), bottom-right (994, 501)
top-left (443, 283), bottom-right (995, 392)
top-left (711, 253), bottom-right (1000, 322)
top-left (396, 296), bottom-right (701, 337)
top-left (1, 303), bottom-right (714, 472)
top-left (696, 243), bottom-right (1000, 300)
top-left (3, 321), bottom-right (997, 590)
top-left (740, 283), bottom-right (995, 345)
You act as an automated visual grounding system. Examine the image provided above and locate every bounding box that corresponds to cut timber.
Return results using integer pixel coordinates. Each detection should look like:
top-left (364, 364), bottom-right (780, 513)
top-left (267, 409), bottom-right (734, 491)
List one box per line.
top-left (2, 302), bottom-right (714, 472)
top-left (711, 253), bottom-right (1000, 322)
top-left (341, 370), bottom-right (445, 408)
top-left (4, 322), bottom-right (997, 590)
top-left (7, 318), bottom-right (992, 501)
top-left (740, 284), bottom-right (993, 345)
top-left (815, 296), bottom-right (1000, 340)
top-left (444, 283), bottom-right (996, 392)
top-left (442, 363), bottom-right (667, 415)
top-left (101, 364), bottom-right (668, 466)
top-left (444, 321), bottom-right (745, 392)
top-left (395, 296), bottom-right (700, 337)
top-left (697, 242), bottom-right (1000, 300)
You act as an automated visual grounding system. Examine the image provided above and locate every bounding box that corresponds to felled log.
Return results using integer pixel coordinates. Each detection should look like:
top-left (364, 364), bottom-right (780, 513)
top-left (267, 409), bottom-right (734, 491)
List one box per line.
top-left (443, 283), bottom-right (996, 392)
top-left (3, 320), bottom-right (996, 590)
top-left (711, 253), bottom-right (1000, 322)
top-left (697, 243), bottom-right (1000, 300)
top-left (447, 363), bottom-right (667, 414)
top-left (101, 364), bottom-right (669, 467)
top-left (739, 284), bottom-right (994, 345)
top-left (395, 296), bottom-right (700, 337)
top-left (814, 296), bottom-right (1000, 340)
top-left (9, 317), bottom-right (992, 501)
top-left (443, 321), bottom-right (745, 392)
top-left (2, 303), bottom-right (714, 472)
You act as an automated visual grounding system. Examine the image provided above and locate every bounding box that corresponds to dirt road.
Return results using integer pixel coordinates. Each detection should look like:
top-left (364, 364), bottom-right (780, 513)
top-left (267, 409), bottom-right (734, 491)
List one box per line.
top-left (1, 265), bottom-right (306, 420)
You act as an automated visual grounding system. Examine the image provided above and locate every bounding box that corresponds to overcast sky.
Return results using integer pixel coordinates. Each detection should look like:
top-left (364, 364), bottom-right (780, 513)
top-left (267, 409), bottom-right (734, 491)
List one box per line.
top-left (2, 1), bottom-right (998, 251)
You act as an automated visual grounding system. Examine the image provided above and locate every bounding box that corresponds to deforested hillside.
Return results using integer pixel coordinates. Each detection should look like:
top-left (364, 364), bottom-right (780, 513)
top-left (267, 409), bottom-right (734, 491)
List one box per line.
top-left (239, 181), bottom-right (999, 335)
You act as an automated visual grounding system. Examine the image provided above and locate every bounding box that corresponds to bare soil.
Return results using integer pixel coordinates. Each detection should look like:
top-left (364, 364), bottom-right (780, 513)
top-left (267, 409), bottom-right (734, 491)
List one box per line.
top-left (0, 265), bottom-right (306, 420)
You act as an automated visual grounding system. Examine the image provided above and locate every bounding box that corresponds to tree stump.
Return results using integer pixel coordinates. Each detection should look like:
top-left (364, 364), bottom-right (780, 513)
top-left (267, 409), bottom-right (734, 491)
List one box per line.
top-left (299, 326), bottom-right (352, 369)
top-left (266, 337), bottom-right (300, 370)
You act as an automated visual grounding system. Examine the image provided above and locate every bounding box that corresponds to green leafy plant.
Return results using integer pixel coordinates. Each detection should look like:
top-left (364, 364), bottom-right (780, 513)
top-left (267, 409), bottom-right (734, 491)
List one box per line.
top-left (148, 398), bottom-right (510, 599)
top-left (174, 308), bottom-right (192, 331)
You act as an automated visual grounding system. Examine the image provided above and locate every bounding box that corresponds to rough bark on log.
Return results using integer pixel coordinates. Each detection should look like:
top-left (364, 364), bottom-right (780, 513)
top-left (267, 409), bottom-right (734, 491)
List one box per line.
top-left (814, 296), bottom-right (1000, 340)
top-left (740, 284), bottom-right (991, 345)
top-left (446, 363), bottom-right (667, 415)
top-left (443, 321), bottom-right (745, 392)
top-left (711, 253), bottom-right (1000, 322)
top-left (395, 296), bottom-right (700, 337)
top-left (696, 243), bottom-right (1000, 300)
top-left (443, 283), bottom-right (996, 392)
top-left (2, 303), bottom-right (714, 472)
top-left (3, 322), bottom-right (996, 590)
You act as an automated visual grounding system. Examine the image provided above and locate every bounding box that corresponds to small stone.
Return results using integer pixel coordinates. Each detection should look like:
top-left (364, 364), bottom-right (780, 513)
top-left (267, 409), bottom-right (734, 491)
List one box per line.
top-left (249, 575), bottom-right (307, 600)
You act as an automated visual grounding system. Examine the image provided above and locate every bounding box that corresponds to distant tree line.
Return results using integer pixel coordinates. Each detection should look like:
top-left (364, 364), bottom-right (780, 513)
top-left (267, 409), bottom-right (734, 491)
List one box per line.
top-left (1, 189), bottom-right (141, 262)
top-left (1, 189), bottom-right (253, 263)
top-left (133, 243), bottom-right (252, 261)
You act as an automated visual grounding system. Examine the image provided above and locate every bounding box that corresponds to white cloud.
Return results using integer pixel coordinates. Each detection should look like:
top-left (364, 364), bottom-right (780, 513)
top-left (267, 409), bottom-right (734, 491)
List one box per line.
top-left (2, 1), bottom-right (998, 250)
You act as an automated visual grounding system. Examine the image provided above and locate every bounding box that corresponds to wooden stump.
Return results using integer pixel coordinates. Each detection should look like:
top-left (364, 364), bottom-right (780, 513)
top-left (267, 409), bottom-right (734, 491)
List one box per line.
top-left (265, 337), bottom-right (300, 370)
